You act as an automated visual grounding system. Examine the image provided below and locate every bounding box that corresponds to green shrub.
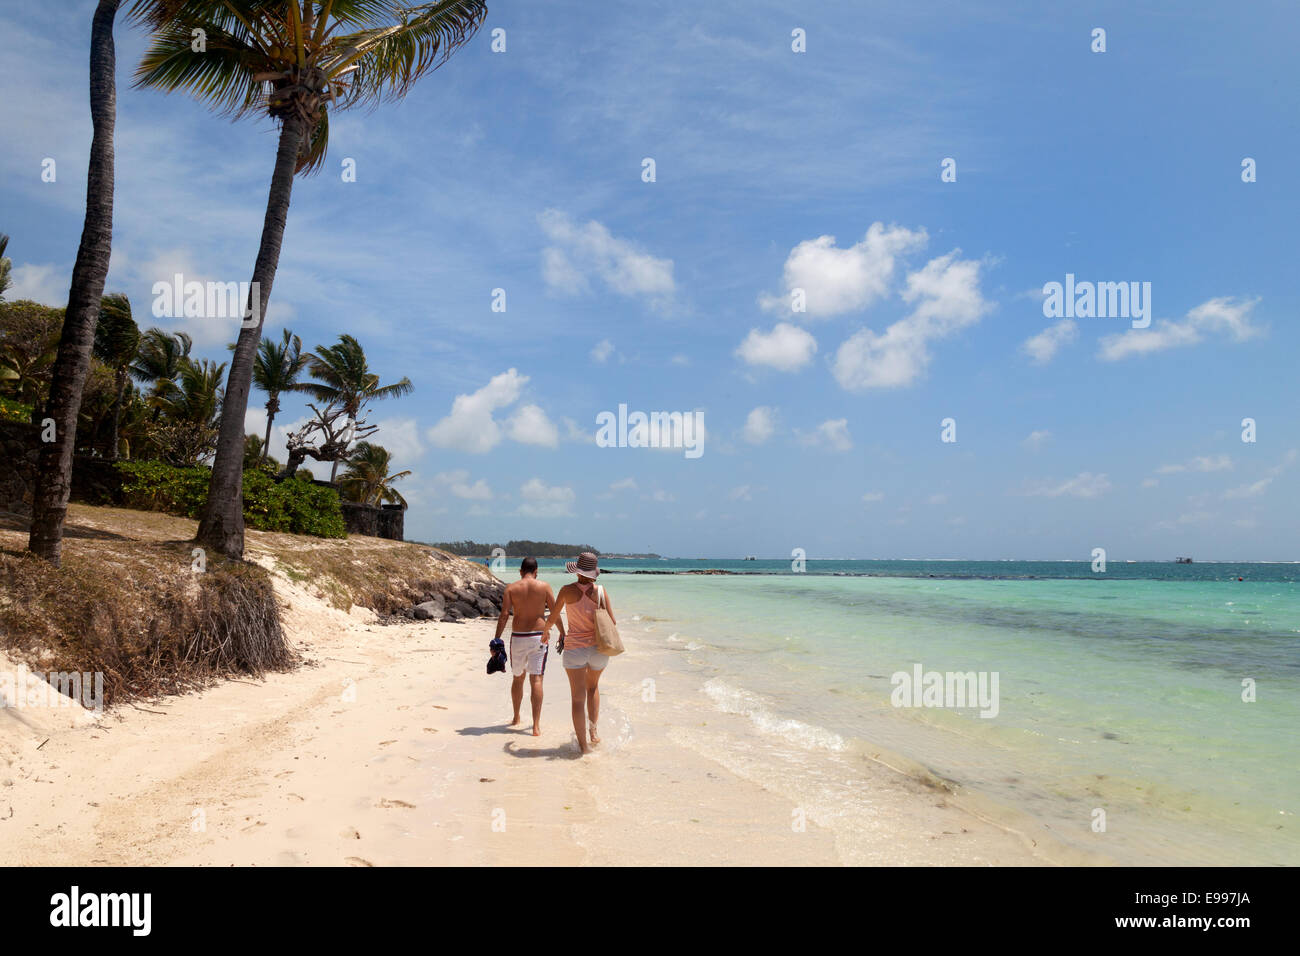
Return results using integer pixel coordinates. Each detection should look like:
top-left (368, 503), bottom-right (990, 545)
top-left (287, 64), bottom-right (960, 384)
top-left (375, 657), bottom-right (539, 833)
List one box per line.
top-left (0, 395), bottom-right (33, 423)
top-left (115, 460), bottom-right (346, 538)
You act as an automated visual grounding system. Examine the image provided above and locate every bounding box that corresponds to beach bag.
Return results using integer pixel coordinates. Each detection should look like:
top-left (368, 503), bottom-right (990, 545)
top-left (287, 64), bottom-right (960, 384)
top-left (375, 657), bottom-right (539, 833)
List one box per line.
top-left (594, 585), bottom-right (624, 657)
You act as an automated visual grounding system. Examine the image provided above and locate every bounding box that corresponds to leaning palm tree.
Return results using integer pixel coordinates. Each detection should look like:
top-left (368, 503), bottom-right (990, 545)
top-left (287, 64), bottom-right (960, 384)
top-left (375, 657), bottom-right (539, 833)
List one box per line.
top-left (248, 328), bottom-right (306, 463)
top-left (29, 0), bottom-right (121, 565)
top-left (128, 0), bottom-right (488, 559)
top-left (297, 333), bottom-right (412, 481)
top-left (129, 327), bottom-right (193, 413)
top-left (339, 441), bottom-right (410, 506)
top-left (92, 292), bottom-right (140, 459)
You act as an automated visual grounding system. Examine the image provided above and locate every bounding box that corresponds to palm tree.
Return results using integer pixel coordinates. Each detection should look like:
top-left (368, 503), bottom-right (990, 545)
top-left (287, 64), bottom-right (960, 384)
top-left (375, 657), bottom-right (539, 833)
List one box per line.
top-left (250, 328), bottom-right (306, 463)
top-left (128, 0), bottom-right (488, 560)
top-left (297, 333), bottom-right (413, 481)
top-left (129, 327), bottom-right (193, 412)
top-left (160, 358), bottom-right (227, 426)
top-left (0, 301), bottom-right (64, 408)
top-left (92, 293), bottom-right (140, 459)
top-left (339, 442), bottom-right (410, 506)
top-left (29, 0), bottom-right (121, 565)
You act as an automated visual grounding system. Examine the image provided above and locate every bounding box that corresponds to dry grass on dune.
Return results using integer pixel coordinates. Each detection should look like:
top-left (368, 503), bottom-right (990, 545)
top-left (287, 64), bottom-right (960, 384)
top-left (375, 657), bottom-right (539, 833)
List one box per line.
top-left (0, 504), bottom-right (492, 708)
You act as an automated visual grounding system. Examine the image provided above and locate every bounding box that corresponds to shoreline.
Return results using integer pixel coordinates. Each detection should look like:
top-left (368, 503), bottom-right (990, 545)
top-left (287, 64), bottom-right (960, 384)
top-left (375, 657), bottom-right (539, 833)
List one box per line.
top-left (0, 569), bottom-right (1081, 866)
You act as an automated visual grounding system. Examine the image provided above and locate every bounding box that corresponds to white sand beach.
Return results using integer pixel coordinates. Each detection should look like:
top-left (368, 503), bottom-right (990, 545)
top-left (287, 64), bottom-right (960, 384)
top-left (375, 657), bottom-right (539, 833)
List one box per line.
top-left (0, 566), bottom-right (1079, 867)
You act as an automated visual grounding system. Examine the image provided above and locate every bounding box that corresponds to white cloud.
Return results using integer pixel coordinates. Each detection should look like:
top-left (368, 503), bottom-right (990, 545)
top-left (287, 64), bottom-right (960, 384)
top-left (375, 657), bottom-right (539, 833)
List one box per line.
top-left (651, 489), bottom-right (676, 503)
top-left (1157, 454), bottom-right (1233, 475)
top-left (862, 491), bottom-right (885, 503)
top-left (5, 262), bottom-right (66, 305)
top-left (609, 477), bottom-right (638, 492)
top-left (1024, 429), bottom-right (1051, 447)
top-left (431, 470), bottom-right (494, 500)
top-left (1223, 449), bottom-right (1296, 500)
top-left (369, 417), bottom-right (425, 465)
top-left (507, 403), bottom-right (560, 447)
top-left (728, 485), bottom-right (752, 501)
top-left (590, 339), bottom-right (614, 363)
top-left (742, 406), bottom-right (776, 444)
top-left (1021, 319), bottom-right (1078, 365)
top-left (517, 478), bottom-right (575, 518)
top-left (1097, 297), bottom-right (1261, 361)
top-left (539, 209), bottom-right (674, 304)
top-left (736, 322), bottom-right (817, 371)
top-left (427, 369), bottom-right (557, 453)
top-left (832, 252), bottom-right (991, 390)
top-left (1021, 472), bottom-right (1112, 498)
top-left (927, 493), bottom-right (948, 505)
top-left (759, 223), bottom-right (927, 318)
top-left (797, 418), bottom-right (852, 452)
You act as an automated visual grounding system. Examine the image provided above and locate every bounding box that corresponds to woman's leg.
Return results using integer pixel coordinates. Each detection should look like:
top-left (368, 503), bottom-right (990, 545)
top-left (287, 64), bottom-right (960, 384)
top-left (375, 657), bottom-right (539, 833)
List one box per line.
top-left (564, 665), bottom-right (590, 753)
top-left (585, 666), bottom-right (604, 744)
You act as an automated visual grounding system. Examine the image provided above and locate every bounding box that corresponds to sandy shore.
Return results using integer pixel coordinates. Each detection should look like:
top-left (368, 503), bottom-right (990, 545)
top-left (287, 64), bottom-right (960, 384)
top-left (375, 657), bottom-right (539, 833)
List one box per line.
top-left (1, 574), bottom-right (1063, 866)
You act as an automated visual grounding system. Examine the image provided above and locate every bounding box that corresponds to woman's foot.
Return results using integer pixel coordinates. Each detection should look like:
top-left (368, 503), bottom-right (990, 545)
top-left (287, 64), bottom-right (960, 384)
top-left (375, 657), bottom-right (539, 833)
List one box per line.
top-left (588, 720), bottom-right (600, 745)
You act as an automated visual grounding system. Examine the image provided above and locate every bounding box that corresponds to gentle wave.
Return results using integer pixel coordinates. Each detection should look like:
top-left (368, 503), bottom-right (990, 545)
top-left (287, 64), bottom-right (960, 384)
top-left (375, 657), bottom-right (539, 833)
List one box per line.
top-left (702, 679), bottom-right (846, 752)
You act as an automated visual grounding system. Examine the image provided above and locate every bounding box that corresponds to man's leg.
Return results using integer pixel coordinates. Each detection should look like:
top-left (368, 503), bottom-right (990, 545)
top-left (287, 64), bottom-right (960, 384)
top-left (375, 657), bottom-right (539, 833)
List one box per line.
top-left (529, 674), bottom-right (544, 736)
top-left (564, 665), bottom-right (589, 754)
top-left (585, 666), bottom-right (604, 744)
top-left (510, 674), bottom-right (525, 726)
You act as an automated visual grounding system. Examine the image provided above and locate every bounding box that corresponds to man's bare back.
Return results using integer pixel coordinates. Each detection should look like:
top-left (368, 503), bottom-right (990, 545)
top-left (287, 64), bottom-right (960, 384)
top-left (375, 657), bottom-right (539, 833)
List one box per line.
top-left (501, 577), bottom-right (558, 636)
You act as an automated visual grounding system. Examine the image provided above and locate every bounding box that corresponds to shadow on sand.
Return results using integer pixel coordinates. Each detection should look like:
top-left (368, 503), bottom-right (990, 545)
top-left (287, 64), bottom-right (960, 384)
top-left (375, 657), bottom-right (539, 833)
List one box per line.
top-left (502, 740), bottom-right (581, 760)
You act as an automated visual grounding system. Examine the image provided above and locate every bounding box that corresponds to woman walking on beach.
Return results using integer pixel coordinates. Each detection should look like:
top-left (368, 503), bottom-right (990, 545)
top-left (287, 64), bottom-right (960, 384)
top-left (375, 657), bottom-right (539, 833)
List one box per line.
top-left (545, 552), bottom-right (615, 755)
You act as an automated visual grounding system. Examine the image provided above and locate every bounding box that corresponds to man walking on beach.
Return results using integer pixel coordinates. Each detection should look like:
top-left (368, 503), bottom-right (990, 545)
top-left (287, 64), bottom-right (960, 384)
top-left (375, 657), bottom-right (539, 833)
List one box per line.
top-left (494, 557), bottom-right (563, 735)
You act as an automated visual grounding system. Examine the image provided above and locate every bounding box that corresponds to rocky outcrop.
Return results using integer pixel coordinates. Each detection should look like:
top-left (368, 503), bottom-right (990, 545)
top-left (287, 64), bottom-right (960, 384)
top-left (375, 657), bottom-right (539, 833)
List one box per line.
top-left (384, 577), bottom-right (507, 625)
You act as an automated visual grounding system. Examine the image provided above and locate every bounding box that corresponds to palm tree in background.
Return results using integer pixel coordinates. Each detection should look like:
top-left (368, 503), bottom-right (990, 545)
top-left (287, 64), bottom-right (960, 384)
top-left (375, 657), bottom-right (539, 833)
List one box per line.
top-left (128, 0), bottom-right (489, 559)
top-left (339, 441), bottom-right (410, 507)
top-left (92, 292), bottom-right (140, 459)
top-left (130, 328), bottom-right (194, 413)
top-left (297, 333), bottom-right (413, 481)
top-left (160, 358), bottom-right (226, 426)
top-left (29, 0), bottom-right (121, 565)
top-left (249, 328), bottom-right (306, 464)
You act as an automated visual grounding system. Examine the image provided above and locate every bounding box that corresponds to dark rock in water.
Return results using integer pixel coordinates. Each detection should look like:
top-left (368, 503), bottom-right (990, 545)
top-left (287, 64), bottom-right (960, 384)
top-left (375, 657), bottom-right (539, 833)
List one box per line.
top-left (413, 598), bottom-right (445, 620)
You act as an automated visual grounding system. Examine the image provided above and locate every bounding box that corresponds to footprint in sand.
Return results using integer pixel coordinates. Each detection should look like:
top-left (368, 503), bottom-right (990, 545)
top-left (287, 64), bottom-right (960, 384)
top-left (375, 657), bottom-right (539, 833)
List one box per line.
top-left (275, 771), bottom-right (294, 779)
top-left (340, 827), bottom-right (361, 839)
top-left (378, 740), bottom-right (396, 747)
top-left (345, 856), bottom-right (373, 867)
top-left (286, 793), bottom-right (304, 802)
top-left (431, 705), bottom-right (448, 710)
top-left (422, 728), bottom-right (438, 734)
top-left (376, 798), bottom-right (415, 809)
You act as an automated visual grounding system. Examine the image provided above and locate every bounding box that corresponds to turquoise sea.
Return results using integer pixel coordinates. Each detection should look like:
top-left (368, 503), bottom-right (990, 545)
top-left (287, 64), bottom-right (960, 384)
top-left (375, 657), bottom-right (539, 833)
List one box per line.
top-left (532, 559), bottom-right (1299, 865)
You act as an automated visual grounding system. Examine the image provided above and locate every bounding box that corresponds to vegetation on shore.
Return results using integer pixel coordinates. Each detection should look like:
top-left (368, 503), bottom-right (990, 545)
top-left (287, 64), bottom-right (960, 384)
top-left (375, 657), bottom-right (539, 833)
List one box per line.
top-left (422, 539), bottom-right (603, 558)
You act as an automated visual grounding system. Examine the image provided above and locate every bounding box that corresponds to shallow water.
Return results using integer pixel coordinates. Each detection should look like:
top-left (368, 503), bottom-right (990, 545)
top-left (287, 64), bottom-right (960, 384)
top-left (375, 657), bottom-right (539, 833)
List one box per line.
top-left (537, 561), bottom-right (1300, 865)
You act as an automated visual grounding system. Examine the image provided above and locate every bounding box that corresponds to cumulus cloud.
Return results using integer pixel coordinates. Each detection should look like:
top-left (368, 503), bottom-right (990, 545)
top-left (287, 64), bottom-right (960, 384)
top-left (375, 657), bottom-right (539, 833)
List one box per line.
top-left (1156, 454), bottom-right (1233, 475)
top-left (507, 403), bottom-right (560, 447)
top-left (1097, 297), bottom-right (1261, 361)
top-left (1020, 472), bottom-right (1112, 498)
top-left (539, 209), bottom-right (674, 305)
top-left (832, 252), bottom-right (991, 390)
top-left (5, 262), bottom-right (67, 305)
top-left (1021, 319), bottom-right (1078, 364)
top-left (427, 369), bottom-right (557, 453)
top-left (1223, 449), bottom-right (1297, 500)
top-left (1024, 429), bottom-right (1051, 447)
top-left (517, 478), bottom-right (575, 518)
top-left (862, 491), bottom-right (885, 503)
top-left (736, 322), bottom-right (817, 371)
top-left (759, 223), bottom-right (927, 318)
top-left (590, 339), bottom-right (614, 363)
top-left (797, 418), bottom-right (852, 452)
top-left (742, 406), bottom-right (776, 444)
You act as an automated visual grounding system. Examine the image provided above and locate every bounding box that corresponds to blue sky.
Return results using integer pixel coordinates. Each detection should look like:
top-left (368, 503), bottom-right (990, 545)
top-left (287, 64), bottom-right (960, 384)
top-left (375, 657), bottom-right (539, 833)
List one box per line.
top-left (3, 0), bottom-right (1298, 559)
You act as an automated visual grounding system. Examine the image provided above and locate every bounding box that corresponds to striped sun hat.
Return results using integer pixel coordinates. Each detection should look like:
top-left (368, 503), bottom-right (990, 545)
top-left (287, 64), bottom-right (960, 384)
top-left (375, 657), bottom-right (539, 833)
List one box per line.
top-left (565, 552), bottom-right (601, 577)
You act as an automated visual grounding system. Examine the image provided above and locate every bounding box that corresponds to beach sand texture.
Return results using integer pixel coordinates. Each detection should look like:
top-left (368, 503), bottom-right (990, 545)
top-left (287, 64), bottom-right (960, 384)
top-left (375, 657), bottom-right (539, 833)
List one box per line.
top-left (0, 555), bottom-right (1071, 866)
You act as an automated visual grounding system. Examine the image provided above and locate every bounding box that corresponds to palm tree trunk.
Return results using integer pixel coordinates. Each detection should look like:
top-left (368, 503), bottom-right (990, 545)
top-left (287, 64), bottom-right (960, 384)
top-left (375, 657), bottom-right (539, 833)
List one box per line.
top-left (195, 113), bottom-right (307, 559)
top-left (28, 0), bottom-right (119, 566)
top-left (261, 396), bottom-right (276, 464)
top-left (108, 366), bottom-right (127, 460)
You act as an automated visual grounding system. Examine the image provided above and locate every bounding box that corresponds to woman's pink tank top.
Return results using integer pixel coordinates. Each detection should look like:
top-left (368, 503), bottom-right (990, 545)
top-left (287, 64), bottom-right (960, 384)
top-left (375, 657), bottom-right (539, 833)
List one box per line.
top-left (565, 584), bottom-right (598, 648)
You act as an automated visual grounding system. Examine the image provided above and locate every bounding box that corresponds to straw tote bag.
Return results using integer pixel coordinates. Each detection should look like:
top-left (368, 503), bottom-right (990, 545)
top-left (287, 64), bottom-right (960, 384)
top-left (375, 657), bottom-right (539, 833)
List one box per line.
top-left (594, 585), bottom-right (625, 657)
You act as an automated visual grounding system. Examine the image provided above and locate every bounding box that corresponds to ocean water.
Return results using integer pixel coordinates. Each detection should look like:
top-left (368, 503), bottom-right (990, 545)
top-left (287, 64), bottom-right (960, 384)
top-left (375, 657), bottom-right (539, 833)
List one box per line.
top-left (536, 560), bottom-right (1300, 865)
